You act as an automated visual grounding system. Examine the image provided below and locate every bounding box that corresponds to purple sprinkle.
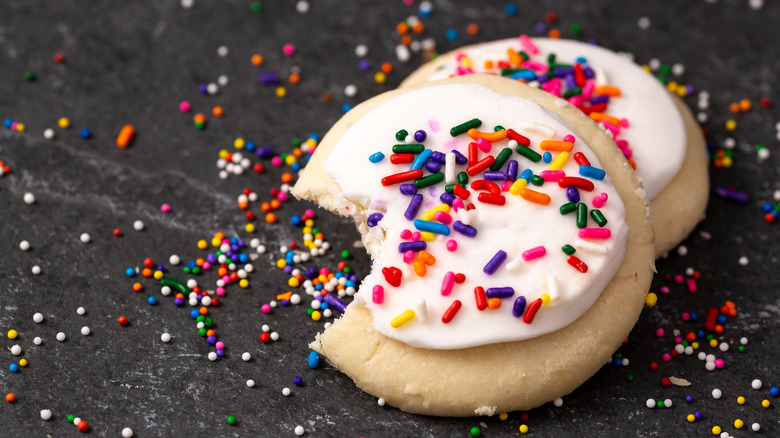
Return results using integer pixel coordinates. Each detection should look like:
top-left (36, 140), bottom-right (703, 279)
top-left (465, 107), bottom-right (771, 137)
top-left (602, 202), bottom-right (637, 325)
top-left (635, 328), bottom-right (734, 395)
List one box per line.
top-left (199, 84), bottom-right (208, 94)
top-left (314, 295), bottom-right (324, 302)
top-left (431, 151), bottom-right (446, 164)
top-left (156, 265), bottom-right (166, 272)
top-left (258, 72), bottom-right (280, 85)
top-left (533, 22), bottom-right (546, 33)
top-left (583, 66), bottom-right (595, 79)
top-left (553, 67), bottom-right (574, 77)
top-left (483, 250), bottom-right (507, 274)
top-left (283, 266), bottom-right (293, 274)
top-left (367, 212), bottom-right (384, 227)
top-left (591, 95), bottom-right (610, 105)
top-left (206, 335), bottom-right (217, 345)
top-left (453, 220), bottom-right (477, 237)
top-left (566, 186), bottom-right (580, 203)
top-left (305, 267), bottom-right (317, 278)
top-left (693, 411), bottom-right (702, 420)
top-left (398, 241), bottom-right (427, 253)
top-left (425, 160), bottom-right (441, 173)
top-left (440, 192), bottom-right (456, 206)
top-left (564, 74), bottom-right (577, 90)
top-left (512, 296), bottom-right (527, 317)
top-left (685, 396), bottom-right (693, 403)
top-left (399, 184), bottom-right (418, 195)
top-left (323, 293), bottom-right (347, 314)
top-left (404, 194), bottom-right (424, 220)
top-left (485, 287), bottom-right (514, 299)
top-left (256, 146), bottom-right (275, 158)
top-left (281, 299), bottom-right (290, 306)
top-left (507, 160), bottom-right (518, 181)
top-left (715, 186), bottom-right (749, 203)
top-left (207, 253), bottom-right (217, 263)
top-left (216, 349), bottom-right (225, 358)
top-left (483, 171), bottom-right (508, 181)
top-left (451, 150), bottom-right (468, 165)
top-left (358, 60), bottom-right (371, 71)
top-left (414, 130), bottom-right (427, 142)
top-left (536, 74), bottom-right (549, 84)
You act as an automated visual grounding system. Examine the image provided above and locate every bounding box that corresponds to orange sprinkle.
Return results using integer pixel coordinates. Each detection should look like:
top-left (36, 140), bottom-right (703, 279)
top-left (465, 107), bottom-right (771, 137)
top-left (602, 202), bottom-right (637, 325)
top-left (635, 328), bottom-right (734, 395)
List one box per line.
top-left (739, 98), bottom-right (752, 112)
top-left (193, 113), bottom-right (206, 124)
top-left (276, 291), bottom-right (293, 301)
top-left (418, 250), bottom-right (436, 265)
top-left (589, 112), bottom-right (621, 126)
top-left (196, 258), bottom-right (204, 267)
top-left (507, 48), bottom-right (523, 66)
top-left (288, 73), bottom-right (300, 85)
top-left (116, 124), bottom-right (135, 149)
top-left (519, 188), bottom-right (551, 206)
top-left (467, 23), bottom-right (479, 35)
top-left (269, 199), bottom-right (281, 209)
top-left (261, 202), bottom-right (271, 212)
top-left (238, 201), bottom-right (249, 210)
top-left (281, 172), bottom-right (293, 184)
top-left (381, 62), bottom-right (393, 74)
top-left (540, 140), bottom-right (573, 152)
top-left (729, 102), bottom-right (740, 114)
top-left (214, 231), bottom-right (225, 240)
top-left (725, 300), bottom-right (736, 308)
top-left (595, 86), bottom-right (622, 97)
top-left (484, 60), bottom-right (494, 70)
top-left (200, 307), bottom-right (209, 316)
top-left (6, 393), bottom-right (15, 403)
top-left (141, 268), bottom-right (152, 278)
top-left (412, 260), bottom-right (427, 277)
top-left (292, 148), bottom-right (303, 158)
top-left (548, 28), bottom-right (561, 38)
top-left (411, 21), bottom-right (425, 34)
top-left (714, 324), bottom-right (724, 334)
top-left (265, 212), bottom-right (277, 223)
top-left (467, 128), bottom-right (507, 142)
top-left (628, 157), bottom-right (636, 170)
top-left (314, 232), bottom-right (324, 240)
top-left (132, 282), bottom-right (143, 292)
top-left (251, 54), bottom-right (264, 66)
top-left (487, 297), bottom-right (502, 309)
top-left (728, 308), bottom-right (737, 317)
top-left (212, 106), bottom-right (224, 117)
top-left (396, 22), bottom-right (409, 35)
top-left (400, 35), bottom-right (412, 46)
top-left (206, 329), bottom-right (215, 337)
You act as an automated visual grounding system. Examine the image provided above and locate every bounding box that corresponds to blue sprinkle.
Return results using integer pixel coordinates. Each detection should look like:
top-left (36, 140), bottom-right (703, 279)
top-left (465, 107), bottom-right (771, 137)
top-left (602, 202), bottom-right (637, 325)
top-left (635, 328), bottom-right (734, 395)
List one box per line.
top-left (579, 164), bottom-right (606, 180)
top-left (770, 386), bottom-right (779, 397)
top-left (9, 363), bottom-right (19, 373)
top-left (308, 351), bottom-right (320, 369)
top-left (504, 3), bottom-right (517, 16)
top-left (445, 29), bottom-right (458, 40)
top-left (369, 152), bottom-right (385, 163)
top-left (125, 267), bottom-right (136, 277)
top-left (80, 128), bottom-right (92, 139)
top-left (148, 296), bottom-right (157, 305)
top-left (342, 104), bottom-right (353, 113)
top-left (543, 151), bottom-right (552, 163)
top-left (190, 310), bottom-right (200, 319)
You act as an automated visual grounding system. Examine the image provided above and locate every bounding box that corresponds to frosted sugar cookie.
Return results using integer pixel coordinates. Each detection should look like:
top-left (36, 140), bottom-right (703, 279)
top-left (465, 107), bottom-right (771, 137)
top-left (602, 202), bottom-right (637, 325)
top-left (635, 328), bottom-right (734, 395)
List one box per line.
top-left (401, 36), bottom-right (708, 257)
top-left (292, 75), bottom-right (654, 416)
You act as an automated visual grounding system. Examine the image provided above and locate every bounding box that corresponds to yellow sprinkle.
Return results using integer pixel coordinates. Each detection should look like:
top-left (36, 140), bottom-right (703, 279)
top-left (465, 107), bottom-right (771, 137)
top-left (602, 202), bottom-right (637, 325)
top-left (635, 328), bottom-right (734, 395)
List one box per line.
top-left (666, 81), bottom-right (678, 93)
top-left (691, 342), bottom-right (699, 349)
top-left (709, 339), bottom-right (718, 348)
top-left (645, 293), bottom-right (658, 307)
top-left (390, 310), bottom-right (416, 328)
top-left (219, 149), bottom-right (230, 159)
top-left (153, 271), bottom-right (164, 280)
top-left (234, 138), bottom-right (246, 149)
top-left (58, 117), bottom-right (71, 129)
top-left (304, 219), bottom-right (315, 227)
top-left (16, 123), bottom-right (25, 132)
top-left (721, 156), bottom-right (733, 168)
top-left (762, 399), bottom-right (770, 408)
top-left (7, 330), bottom-right (17, 340)
top-left (725, 120), bottom-right (737, 131)
top-left (276, 86), bottom-right (287, 98)
top-left (197, 240), bottom-right (208, 250)
top-left (509, 178), bottom-right (528, 195)
top-left (548, 151), bottom-right (569, 171)
top-left (687, 414), bottom-right (696, 422)
top-left (421, 204), bottom-right (450, 221)
top-left (276, 259), bottom-right (287, 268)
top-left (711, 426), bottom-right (721, 435)
top-left (311, 310), bottom-right (321, 321)
top-left (540, 294), bottom-right (551, 305)
top-left (239, 279), bottom-right (249, 288)
top-left (734, 419), bottom-right (744, 429)
top-left (675, 84), bottom-right (688, 97)
top-left (288, 277), bottom-right (300, 288)
top-left (499, 413), bottom-right (508, 421)
top-left (737, 396), bottom-right (745, 405)
top-left (519, 424), bottom-right (529, 434)
top-left (245, 223), bottom-right (256, 233)
top-left (419, 231), bottom-right (436, 242)
top-left (641, 65), bottom-right (652, 73)
top-left (211, 237), bottom-right (221, 247)
top-left (285, 155), bottom-right (296, 165)
top-left (374, 72), bottom-right (387, 84)
top-left (19, 359), bottom-right (27, 367)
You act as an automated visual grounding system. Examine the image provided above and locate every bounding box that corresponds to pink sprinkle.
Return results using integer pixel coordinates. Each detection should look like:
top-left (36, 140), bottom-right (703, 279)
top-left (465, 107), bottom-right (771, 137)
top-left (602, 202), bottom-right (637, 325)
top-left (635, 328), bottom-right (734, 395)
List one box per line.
top-left (681, 312), bottom-right (690, 321)
top-left (202, 262), bottom-right (211, 270)
top-left (539, 170), bottom-right (565, 182)
top-left (655, 328), bottom-right (665, 337)
top-left (402, 0), bottom-right (414, 5)
top-left (216, 287), bottom-right (225, 296)
top-left (674, 275), bottom-right (683, 284)
top-left (304, 209), bottom-right (315, 219)
top-left (715, 359), bottom-right (725, 369)
top-left (271, 156), bottom-right (283, 166)
top-left (446, 239), bottom-right (458, 251)
top-left (320, 268), bottom-right (330, 276)
top-left (500, 181), bottom-right (513, 192)
top-left (428, 119), bottom-right (440, 133)
top-left (434, 211), bottom-right (452, 224)
top-left (277, 192), bottom-right (288, 201)
top-left (581, 80), bottom-right (595, 100)
top-left (282, 43), bottom-right (296, 56)
top-left (403, 250), bottom-right (416, 263)
top-left (522, 245), bottom-right (546, 262)
top-left (567, 96), bottom-right (583, 107)
top-left (674, 336), bottom-right (682, 344)
top-left (475, 137), bottom-right (491, 152)
top-left (524, 61), bottom-right (548, 72)
top-left (455, 53), bottom-right (467, 62)
top-left (372, 285), bottom-right (384, 304)
top-left (222, 275), bottom-right (231, 284)
top-left (215, 341), bottom-right (224, 350)
top-left (621, 118), bottom-right (630, 128)
top-left (161, 203), bottom-right (171, 213)
top-left (411, 232), bottom-right (421, 241)
top-left (578, 228), bottom-right (611, 239)
top-left (11, 122), bottom-right (18, 131)
top-left (261, 304), bottom-right (271, 314)
top-left (662, 353), bottom-right (671, 362)
top-left (660, 286), bottom-right (670, 294)
top-left (602, 120), bottom-right (620, 136)
top-left (179, 101), bottom-right (191, 112)
top-left (452, 198), bottom-right (465, 211)
top-left (563, 134), bottom-right (575, 144)
top-left (519, 34), bottom-right (539, 55)
top-left (400, 229), bottom-right (412, 240)
top-left (441, 271), bottom-right (455, 296)
top-left (592, 193), bottom-right (608, 209)
top-left (686, 278), bottom-right (697, 293)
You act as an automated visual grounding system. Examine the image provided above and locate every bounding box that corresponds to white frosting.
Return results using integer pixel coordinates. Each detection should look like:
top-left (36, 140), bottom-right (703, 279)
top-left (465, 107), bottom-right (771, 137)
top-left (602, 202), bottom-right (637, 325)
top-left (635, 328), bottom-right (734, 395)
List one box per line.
top-left (323, 82), bottom-right (627, 349)
top-left (425, 37), bottom-right (686, 200)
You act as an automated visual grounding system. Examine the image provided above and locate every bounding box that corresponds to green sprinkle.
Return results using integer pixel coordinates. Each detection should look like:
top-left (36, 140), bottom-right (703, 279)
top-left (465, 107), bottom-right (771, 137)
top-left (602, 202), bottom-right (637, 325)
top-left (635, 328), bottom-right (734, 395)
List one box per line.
top-left (627, 374), bottom-right (634, 382)
top-left (250, 1), bottom-right (262, 12)
top-left (306, 308), bottom-right (314, 316)
top-left (450, 118), bottom-right (481, 137)
top-left (547, 53), bottom-right (556, 66)
top-left (615, 353), bottom-right (623, 359)
top-left (656, 400), bottom-right (665, 408)
top-left (470, 426), bottom-right (481, 437)
top-left (445, 183), bottom-right (456, 194)
top-left (194, 121), bottom-right (206, 130)
top-left (515, 144), bottom-right (542, 163)
top-left (24, 71), bottom-right (36, 82)
top-left (706, 334), bottom-right (714, 341)
top-left (292, 138), bottom-right (302, 147)
top-left (576, 203), bottom-right (588, 228)
top-left (529, 175), bottom-right (544, 186)
top-left (490, 147), bottom-right (513, 171)
top-left (191, 266), bottom-right (201, 275)
top-left (343, 266), bottom-right (352, 274)
top-left (659, 64), bottom-right (671, 75)
top-left (563, 87), bottom-right (582, 99)
top-left (415, 172), bottom-right (444, 189)
top-left (392, 143), bottom-right (424, 154)
top-left (562, 244), bottom-right (576, 255)
top-left (395, 129), bottom-right (408, 141)
top-left (196, 315), bottom-right (205, 323)
top-left (629, 335), bottom-right (637, 343)
top-left (570, 24), bottom-right (582, 35)
top-left (738, 345), bottom-right (745, 352)
top-left (494, 125), bottom-right (505, 132)
top-left (312, 227), bottom-right (320, 235)
top-left (227, 416), bottom-right (237, 426)
top-left (590, 209), bottom-right (608, 227)
top-left (204, 318), bottom-right (213, 327)
top-left (457, 171), bottom-right (469, 186)
top-left (340, 250), bottom-right (351, 259)
top-left (160, 277), bottom-right (190, 294)
top-left (560, 202), bottom-right (577, 215)
top-left (517, 51), bottom-right (529, 62)
top-left (198, 328), bottom-right (207, 337)
top-left (182, 267), bottom-right (191, 274)
top-left (67, 415), bottom-right (75, 423)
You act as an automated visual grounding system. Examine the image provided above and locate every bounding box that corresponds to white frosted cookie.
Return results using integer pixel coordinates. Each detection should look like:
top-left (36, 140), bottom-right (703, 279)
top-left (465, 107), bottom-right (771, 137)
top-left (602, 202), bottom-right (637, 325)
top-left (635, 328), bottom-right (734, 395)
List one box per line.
top-left (401, 37), bottom-right (709, 258)
top-left (292, 75), bottom-right (654, 416)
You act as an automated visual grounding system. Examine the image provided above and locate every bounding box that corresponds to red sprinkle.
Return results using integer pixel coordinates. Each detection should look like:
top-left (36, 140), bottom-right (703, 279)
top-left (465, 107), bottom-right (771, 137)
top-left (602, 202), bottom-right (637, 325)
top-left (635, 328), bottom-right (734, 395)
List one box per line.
top-left (259, 332), bottom-right (271, 343)
top-left (523, 298), bottom-right (543, 323)
top-left (661, 377), bottom-right (672, 387)
top-left (470, 179), bottom-right (500, 194)
top-left (567, 255), bottom-right (588, 273)
top-left (477, 192), bottom-right (506, 206)
top-left (468, 142), bottom-right (479, 166)
top-left (474, 286), bottom-right (487, 310)
top-left (381, 169), bottom-right (423, 186)
top-left (507, 129), bottom-right (530, 146)
top-left (558, 176), bottom-right (595, 192)
top-left (381, 266), bottom-right (403, 287)
top-left (390, 153), bottom-right (414, 164)
top-left (704, 307), bottom-right (719, 331)
top-left (441, 300), bottom-right (463, 323)
top-left (452, 184), bottom-right (471, 200)
top-left (466, 155), bottom-right (495, 176)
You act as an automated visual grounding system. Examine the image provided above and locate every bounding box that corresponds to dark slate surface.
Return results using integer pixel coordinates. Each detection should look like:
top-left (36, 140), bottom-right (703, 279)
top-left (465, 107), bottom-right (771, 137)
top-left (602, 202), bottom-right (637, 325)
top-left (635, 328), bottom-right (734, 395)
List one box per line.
top-left (1, 0), bottom-right (779, 436)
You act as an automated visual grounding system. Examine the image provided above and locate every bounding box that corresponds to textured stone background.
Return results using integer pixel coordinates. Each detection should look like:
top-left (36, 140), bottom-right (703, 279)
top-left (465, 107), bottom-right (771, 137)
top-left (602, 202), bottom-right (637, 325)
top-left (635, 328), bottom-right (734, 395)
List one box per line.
top-left (1, 0), bottom-right (779, 436)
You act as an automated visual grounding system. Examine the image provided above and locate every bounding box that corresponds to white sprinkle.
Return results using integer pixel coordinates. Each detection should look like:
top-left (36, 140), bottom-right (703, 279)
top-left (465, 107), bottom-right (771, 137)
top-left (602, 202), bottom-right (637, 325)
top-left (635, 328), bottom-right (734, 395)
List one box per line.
top-left (169, 255), bottom-right (181, 265)
top-left (664, 399), bottom-right (673, 408)
top-left (758, 147), bottom-right (771, 162)
top-left (217, 45), bottom-right (229, 57)
top-left (73, 418), bottom-right (81, 426)
top-left (414, 298), bottom-right (428, 323)
top-left (133, 220), bottom-right (145, 231)
top-left (738, 256), bottom-right (749, 266)
top-left (553, 397), bottom-right (563, 407)
top-left (122, 427), bottom-right (134, 437)
top-left (77, 307), bottom-right (86, 315)
top-left (294, 425), bottom-right (305, 436)
top-left (32, 265), bottom-right (42, 275)
top-left (79, 233), bottom-right (91, 243)
top-left (217, 75), bottom-right (229, 87)
top-left (723, 137), bottom-right (736, 149)
top-left (262, 324), bottom-right (270, 333)
top-left (161, 333), bottom-right (172, 343)
top-left (81, 326), bottom-right (90, 336)
top-left (637, 16), bottom-right (651, 29)
top-left (246, 379), bottom-right (255, 388)
top-left (43, 128), bottom-right (55, 139)
top-left (377, 398), bottom-right (386, 406)
top-left (296, 0), bottom-right (310, 14)
top-left (290, 294), bottom-right (301, 305)
top-left (395, 44), bottom-right (411, 63)
top-left (344, 84), bottom-right (358, 98)
top-left (671, 63), bottom-right (685, 77)
top-left (719, 342), bottom-right (729, 352)
top-left (282, 387), bottom-right (291, 396)
top-left (206, 82), bottom-right (219, 95)
top-left (242, 352), bottom-right (251, 362)
top-left (19, 240), bottom-right (30, 251)
top-left (208, 352), bottom-right (217, 361)
top-left (24, 192), bottom-right (36, 205)
top-left (180, 0), bottom-right (194, 8)
top-left (712, 388), bottom-right (722, 399)
top-left (11, 345), bottom-right (22, 355)
top-left (648, 58), bottom-right (661, 71)
top-left (257, 245), bottom-right (266, 254)
top-left (677, 245), bottom-right (688, 256)
top-left (40, 409), bottom-right (52, 420)
top-left (33, 337), bottom-right (42, 345)
top-left (740, 337), bottom-right (749, 345)
top-left (751, 423), bottom-right (760, 431)
top-left (646, 398), bottom-right (656, 408)
top-left (752, 379), bottom-right (762, 390)
top-left (33, 312), bottom-right (44, 323)
top-left (749, 0), bottom-right (764, 10)
top-left (56, 332), bottom-right (66, 342)
top-left (355, 44), bottom-right (368, 58)
top-left (270, 332), bottom-right (279, 341)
